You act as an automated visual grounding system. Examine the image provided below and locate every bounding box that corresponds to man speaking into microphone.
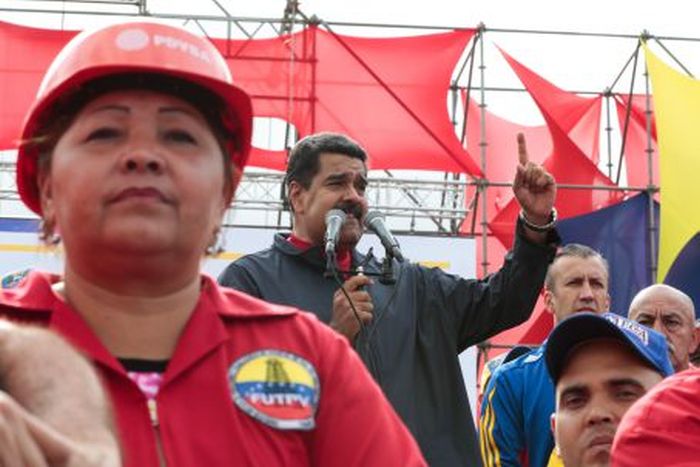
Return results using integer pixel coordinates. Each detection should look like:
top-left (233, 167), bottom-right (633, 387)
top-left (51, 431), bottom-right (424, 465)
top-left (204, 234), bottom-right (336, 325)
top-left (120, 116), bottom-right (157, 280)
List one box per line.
top-left (218, 132), bottom-right (559, 466)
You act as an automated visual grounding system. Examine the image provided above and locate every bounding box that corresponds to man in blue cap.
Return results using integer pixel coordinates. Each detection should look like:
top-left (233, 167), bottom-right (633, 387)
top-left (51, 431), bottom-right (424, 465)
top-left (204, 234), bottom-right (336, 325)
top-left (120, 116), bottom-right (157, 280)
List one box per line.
top-left (480, 244), bottom-right (610, 467)
top-left (545, 312), bottom-right (674, 467)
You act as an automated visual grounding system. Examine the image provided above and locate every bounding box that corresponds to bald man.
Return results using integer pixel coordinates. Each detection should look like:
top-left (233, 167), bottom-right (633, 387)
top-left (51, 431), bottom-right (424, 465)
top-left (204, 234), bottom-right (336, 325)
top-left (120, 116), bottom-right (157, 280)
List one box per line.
top-left (628, 284), bottom-right (699, 372)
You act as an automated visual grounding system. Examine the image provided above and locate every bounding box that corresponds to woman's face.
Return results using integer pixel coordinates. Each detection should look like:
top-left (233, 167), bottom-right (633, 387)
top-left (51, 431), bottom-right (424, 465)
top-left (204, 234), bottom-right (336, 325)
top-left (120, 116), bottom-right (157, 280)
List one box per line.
top-left (40, 89), bottom-right (234, 260)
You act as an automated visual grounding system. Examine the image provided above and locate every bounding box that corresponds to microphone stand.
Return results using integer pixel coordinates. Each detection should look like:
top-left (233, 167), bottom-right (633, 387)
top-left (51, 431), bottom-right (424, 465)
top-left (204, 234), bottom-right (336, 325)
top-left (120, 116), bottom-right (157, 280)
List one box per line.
top-left (324, 250), bottom-right (339, 278)
top-left (324, 246), bottom-right (398, 284)
top-left (379, 250), bottom-right (397, 285)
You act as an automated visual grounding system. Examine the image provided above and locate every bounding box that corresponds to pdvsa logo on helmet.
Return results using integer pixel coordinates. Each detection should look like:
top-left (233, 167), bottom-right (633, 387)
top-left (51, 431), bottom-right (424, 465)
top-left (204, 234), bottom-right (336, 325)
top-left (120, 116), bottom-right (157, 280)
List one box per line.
top-left (114, 28), bottom-right (212, 63)
top-left (115, 29), bottom-right (150, 51)
top-left (153, 34), bottom-right (212, 63)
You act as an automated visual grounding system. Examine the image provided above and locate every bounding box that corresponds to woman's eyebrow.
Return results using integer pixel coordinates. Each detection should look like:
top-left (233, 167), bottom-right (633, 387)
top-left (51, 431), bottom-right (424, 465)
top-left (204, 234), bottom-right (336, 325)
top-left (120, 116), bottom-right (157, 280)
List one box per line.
top-left (85, 104), bottom-right (130, 116)
top-left (159, 106), bottom-right (201, 119)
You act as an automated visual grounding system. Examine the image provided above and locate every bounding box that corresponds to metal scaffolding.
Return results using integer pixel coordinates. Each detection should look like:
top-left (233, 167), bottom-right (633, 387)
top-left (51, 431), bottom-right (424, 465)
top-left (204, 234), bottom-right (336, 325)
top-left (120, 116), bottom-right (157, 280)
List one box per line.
top-left (0, 0), bottom-right (696, 271)
top-left (2, 0), bottom-right (699, 366)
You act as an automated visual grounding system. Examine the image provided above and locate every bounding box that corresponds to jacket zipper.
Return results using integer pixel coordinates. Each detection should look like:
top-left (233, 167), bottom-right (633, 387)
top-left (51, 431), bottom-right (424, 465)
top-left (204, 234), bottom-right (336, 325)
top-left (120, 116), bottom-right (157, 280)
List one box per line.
top-left (148, 398), bottom-right (167, 466)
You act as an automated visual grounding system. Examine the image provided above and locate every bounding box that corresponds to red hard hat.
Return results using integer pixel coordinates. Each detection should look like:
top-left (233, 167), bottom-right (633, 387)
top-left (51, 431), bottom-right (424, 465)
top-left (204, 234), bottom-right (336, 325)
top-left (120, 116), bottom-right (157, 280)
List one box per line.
top-left (17, 20), bottom-right (253, 215)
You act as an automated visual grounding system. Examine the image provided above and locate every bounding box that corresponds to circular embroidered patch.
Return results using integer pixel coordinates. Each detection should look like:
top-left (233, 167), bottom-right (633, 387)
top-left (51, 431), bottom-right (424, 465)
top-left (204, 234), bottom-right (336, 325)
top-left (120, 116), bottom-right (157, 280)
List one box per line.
top-left (228, 350), bottom-right (320, 430)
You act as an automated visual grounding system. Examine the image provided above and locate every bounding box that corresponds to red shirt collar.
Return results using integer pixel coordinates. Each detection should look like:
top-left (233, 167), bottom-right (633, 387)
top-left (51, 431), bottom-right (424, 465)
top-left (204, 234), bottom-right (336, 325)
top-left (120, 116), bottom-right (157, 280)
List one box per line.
top-left (288, 234), bottom-right (352, 272)
top-left (287, 234), bottom-right (313, 251)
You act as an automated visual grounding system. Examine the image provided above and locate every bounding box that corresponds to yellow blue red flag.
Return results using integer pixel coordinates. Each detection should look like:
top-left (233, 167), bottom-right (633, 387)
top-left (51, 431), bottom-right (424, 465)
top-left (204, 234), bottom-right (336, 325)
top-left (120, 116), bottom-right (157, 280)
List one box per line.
top-left (645, 44), bottom-right (700, 283)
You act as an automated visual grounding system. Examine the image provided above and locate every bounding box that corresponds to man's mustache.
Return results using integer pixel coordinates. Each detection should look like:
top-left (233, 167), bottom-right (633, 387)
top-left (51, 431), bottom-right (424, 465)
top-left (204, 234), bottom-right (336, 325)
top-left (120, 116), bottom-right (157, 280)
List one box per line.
top-left (334, 202), bottom-right (364, 220)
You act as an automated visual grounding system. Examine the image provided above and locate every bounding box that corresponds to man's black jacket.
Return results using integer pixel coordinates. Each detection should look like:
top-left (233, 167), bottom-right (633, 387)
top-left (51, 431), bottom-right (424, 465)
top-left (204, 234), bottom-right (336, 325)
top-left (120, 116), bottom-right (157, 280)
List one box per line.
top-left (219, 223), bottom-right (557, 466)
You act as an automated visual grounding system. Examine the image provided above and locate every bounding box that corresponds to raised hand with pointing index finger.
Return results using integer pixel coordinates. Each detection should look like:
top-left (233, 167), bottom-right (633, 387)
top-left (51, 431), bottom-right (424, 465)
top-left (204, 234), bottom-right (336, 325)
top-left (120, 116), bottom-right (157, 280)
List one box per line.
top-left (512, 133), bottom-right (557, 240)
top-left (513, 133), bottom-right (556, 223)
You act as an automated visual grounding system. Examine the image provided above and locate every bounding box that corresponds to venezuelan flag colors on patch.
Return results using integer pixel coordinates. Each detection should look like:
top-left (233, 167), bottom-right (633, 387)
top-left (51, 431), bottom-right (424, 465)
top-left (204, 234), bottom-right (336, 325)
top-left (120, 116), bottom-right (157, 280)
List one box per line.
top-left (228, 349), bottom-right (320, 430)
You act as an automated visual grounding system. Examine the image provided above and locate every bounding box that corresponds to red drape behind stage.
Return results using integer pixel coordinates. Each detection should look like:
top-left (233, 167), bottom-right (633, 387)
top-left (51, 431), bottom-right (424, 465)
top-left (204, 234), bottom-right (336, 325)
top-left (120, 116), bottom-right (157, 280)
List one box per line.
top-left (1, 21), bottom-right (477, 175)
top-left (461, 98), bottom-right (550, 286)
top-left (614, 94), bottom-right (658, 188)
top-left (217, 27), bottom-right (478, 173)
top-left (468, 49), bottom-right (622, 353)
top-left (464, 98), bottom-right (551, 218)
top-left (489, 48), bottom-right (621, 250)
top-left (0, 22), bottom-right (77, 149)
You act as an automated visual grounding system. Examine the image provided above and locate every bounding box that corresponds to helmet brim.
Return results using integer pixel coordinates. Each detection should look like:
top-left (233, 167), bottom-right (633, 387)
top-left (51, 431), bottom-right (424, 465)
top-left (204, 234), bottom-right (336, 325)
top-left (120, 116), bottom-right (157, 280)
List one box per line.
top-left (17, 64), bottom-right (253, 215)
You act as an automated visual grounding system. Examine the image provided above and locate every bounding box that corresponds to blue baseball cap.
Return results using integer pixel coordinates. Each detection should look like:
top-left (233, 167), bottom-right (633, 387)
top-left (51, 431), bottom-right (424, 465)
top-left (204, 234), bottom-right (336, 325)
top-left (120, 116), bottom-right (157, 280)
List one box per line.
top-left (545, 312), bottom-right (674, 383)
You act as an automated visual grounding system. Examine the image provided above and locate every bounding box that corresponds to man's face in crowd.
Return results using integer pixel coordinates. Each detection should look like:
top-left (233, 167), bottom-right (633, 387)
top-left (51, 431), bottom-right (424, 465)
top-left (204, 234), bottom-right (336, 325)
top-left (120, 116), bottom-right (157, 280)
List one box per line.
top-left (545, 255), bottom-right (610, 323)
top-left (552, 339), bottom-right (663, 467)
top-left (628, 285), bottom-right (698, 372)
top-left (289, 152), bottom-right (368, 251)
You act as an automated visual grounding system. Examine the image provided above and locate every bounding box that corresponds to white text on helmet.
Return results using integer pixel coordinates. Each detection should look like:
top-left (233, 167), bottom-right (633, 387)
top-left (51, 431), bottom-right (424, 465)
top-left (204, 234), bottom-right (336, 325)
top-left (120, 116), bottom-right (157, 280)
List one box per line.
top-left (153, 34), bottom-right (212, 63)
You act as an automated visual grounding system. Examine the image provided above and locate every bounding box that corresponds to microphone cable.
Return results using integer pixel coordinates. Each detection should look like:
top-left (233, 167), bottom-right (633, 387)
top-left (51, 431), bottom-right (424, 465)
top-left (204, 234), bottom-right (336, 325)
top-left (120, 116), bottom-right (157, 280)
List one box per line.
top-left (364, 260), bottom-right (404, 343)
top-left (328, 261), bottom-right (383, 383)
top-left (346, 256), bottom-right (406, 387)
top-left (328, 263), bottom-right (366, 335)
top-left (354, 259), bottom-right (405, 387)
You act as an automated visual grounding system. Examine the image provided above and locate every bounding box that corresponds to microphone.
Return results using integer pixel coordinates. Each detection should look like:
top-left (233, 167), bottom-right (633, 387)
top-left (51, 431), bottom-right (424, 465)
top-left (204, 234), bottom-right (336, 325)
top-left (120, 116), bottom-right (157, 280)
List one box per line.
top-left (363, 211), bottom-right (404, 262)
top-left (324, 209), bottom-right (347, 257)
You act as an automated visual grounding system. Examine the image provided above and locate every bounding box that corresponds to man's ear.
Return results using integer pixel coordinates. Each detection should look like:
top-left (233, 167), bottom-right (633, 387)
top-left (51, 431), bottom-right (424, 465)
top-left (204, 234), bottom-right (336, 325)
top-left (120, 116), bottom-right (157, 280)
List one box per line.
top-left (550, 413), bottom-right (560, 454)
top-left (544, 288), bottom-right (555, 315)
top-left (287, 181), bottom-right (305, 214)
top-left (691, 325), bottom-right (700, 354)
top-left (550, 412), bottom-right (556, 434)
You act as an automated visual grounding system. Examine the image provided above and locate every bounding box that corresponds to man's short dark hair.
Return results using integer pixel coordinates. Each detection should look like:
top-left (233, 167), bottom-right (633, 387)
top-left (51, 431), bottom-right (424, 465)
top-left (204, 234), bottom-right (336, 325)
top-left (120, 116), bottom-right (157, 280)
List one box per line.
top-left (285, 132), bottom-right (367, 189)
top-left (544, 243), bottom-right (609, 291)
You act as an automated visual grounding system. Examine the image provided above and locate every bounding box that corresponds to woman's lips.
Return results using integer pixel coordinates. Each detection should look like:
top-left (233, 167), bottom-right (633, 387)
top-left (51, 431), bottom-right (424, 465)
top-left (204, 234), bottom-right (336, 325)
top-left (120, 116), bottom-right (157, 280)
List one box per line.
top-left (110, 187), bottom-right (171, 204)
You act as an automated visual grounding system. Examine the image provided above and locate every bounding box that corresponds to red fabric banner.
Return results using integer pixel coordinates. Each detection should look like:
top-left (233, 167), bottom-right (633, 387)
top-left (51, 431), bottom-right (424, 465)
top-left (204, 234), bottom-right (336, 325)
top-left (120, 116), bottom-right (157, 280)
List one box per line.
top-left (464, 98), bottom-right (551, 216)
top-left (495, 46), bottom-right (602, 163)
top-left (461, 98), bottom-right (550, 279)
top-left (490, 49), bottom-right (621, 249)
top-left (614, 94), bottom-right (658, 188)
top-left (488, 297), bottom-right (553, 351)
top-left (0, 21), bottom-right (77, 149)
top-left (1, 22), bottom-right (477, 175)
top-left (217, 27), bottom-right (479, 173)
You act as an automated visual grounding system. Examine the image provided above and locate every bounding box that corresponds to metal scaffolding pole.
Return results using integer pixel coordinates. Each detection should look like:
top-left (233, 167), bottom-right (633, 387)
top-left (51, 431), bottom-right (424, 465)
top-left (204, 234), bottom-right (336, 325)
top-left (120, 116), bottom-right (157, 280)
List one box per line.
top-left (644, 60), bottom-right (658, 282)
top-left (478, 26), bottom-right (489, 277)
top-left (5, 3), bottom-right (700, 42)
top-left (604, 91), bottom-right (613, 179)
top-left (615, 42), bottom-right (640, 185)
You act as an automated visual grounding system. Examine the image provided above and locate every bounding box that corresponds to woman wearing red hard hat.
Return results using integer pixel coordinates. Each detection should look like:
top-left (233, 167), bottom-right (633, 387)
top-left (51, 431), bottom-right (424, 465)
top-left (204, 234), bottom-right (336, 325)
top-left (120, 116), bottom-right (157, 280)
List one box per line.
top-left (4, 20), bottom-right (425, 466)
